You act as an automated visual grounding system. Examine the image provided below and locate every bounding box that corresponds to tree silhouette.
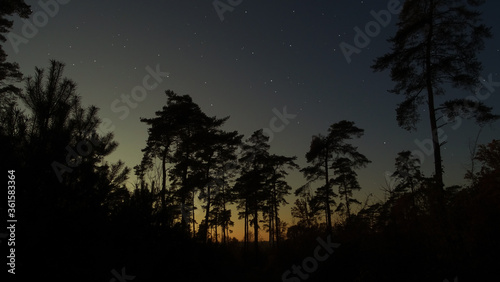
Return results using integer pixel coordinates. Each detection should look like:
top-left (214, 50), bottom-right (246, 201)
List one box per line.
top-left (390, 151), bottom-right (424, 209)
top-left (292, 182), bottom-right (321, 229)
top-left (17, 61), bottom-right (124, 200)
top-left (138, 103), bottom-right (174, 227)
top-left (234, 133), bottom-right (298, 249)
top-left (1, 1), bottom-right (498, 278)
top-left (211, 160), bottom-right (239, 244)
top-left (300, 133), bottom-right (336, 235)
top-left (0, 99), bottom-right (26, 169)
top-left (139, 90), bottom-right (241, 239)
top-left (0, 0), bottom-right (30, 105)
top-left (332, 156), bottom-right (369, 221)
top-left (469, 139), bottom-right (500, 182)
top-left (21, 60), bottom-right (78, 147)
top-left (235, 129), bottom-right (270, 252)
top-left (6, 61), bottom-right (131, 280)
top-left (378, 151), bottom-right (427, 230)
top-left (263, 154), bottom-right (298, 246)
top-left (196, 118), bottom-right (242, 242)
top-left (372, 0), bottom-right (496, 203)
top-left (0, 0), bottom-right (30, 166)
top-left (302, 120), bottom-right (369, 233)
top-left (140, 91), bottom-right (210, 234)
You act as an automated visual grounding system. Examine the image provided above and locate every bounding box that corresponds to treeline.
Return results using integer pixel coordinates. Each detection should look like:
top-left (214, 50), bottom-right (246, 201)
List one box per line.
top-left (2, 58), bottom-right (499, 281)
top-left (133, 90), bottom-right (301, 251)
top-left (132, 90), bottom-right (379, 253)
top-left (282, 140), bottom-right (500, 281)
top-left (1, 0), bottom-right (500, 281)
top-left (0, 58), bottom-right (374, 280)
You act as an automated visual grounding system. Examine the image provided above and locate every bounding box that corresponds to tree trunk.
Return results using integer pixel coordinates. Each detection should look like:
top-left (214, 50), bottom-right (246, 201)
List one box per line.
top-left (274, 208), bottom-right (280, 246)
top-left (425, 0), bottom-right (445, 211)
top-left (254, 208), bottom-right (259, 253)
top-left (214, 218), bottom-right (218, 243)
top-left (324, 150), bottom-right (332, 235)
top-left (269, 179), bottom-right (275, 245)
top-left (204, 184), bottom-right (211, 241)
top-left (204, 159), bottom-right (212, 242)
top-left (273, 179), bottom-right (281, 246)
top-left (222, 197), bottom-right (227, 244)
top-left (244, 201), bottom-right (248, 251)
top-left (268, 211), bottom-right (273, 244)
top-left (344, 182), bottom-right (351, 219)
top-left (161, 149), bottom-right (167, 226)
top-left (192, 191), bottom-right (196, 238)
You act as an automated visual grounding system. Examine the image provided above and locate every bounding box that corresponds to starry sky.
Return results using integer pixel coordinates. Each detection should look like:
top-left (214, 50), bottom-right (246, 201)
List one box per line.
top-left (5, 0), bottom-right (500, 238)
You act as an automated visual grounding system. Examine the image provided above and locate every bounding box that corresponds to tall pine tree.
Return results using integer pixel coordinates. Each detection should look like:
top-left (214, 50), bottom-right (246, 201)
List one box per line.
top-left (372, 0), bottom-right (496, 205)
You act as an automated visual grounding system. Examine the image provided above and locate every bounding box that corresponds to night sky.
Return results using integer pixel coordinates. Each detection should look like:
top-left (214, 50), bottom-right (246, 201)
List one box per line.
top-left (6, 0), bottom-right (500, 238)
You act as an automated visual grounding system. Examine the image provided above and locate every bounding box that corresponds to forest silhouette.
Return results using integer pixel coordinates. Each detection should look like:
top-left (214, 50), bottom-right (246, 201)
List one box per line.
top-left (1, 0), bottom-right (500, 281)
